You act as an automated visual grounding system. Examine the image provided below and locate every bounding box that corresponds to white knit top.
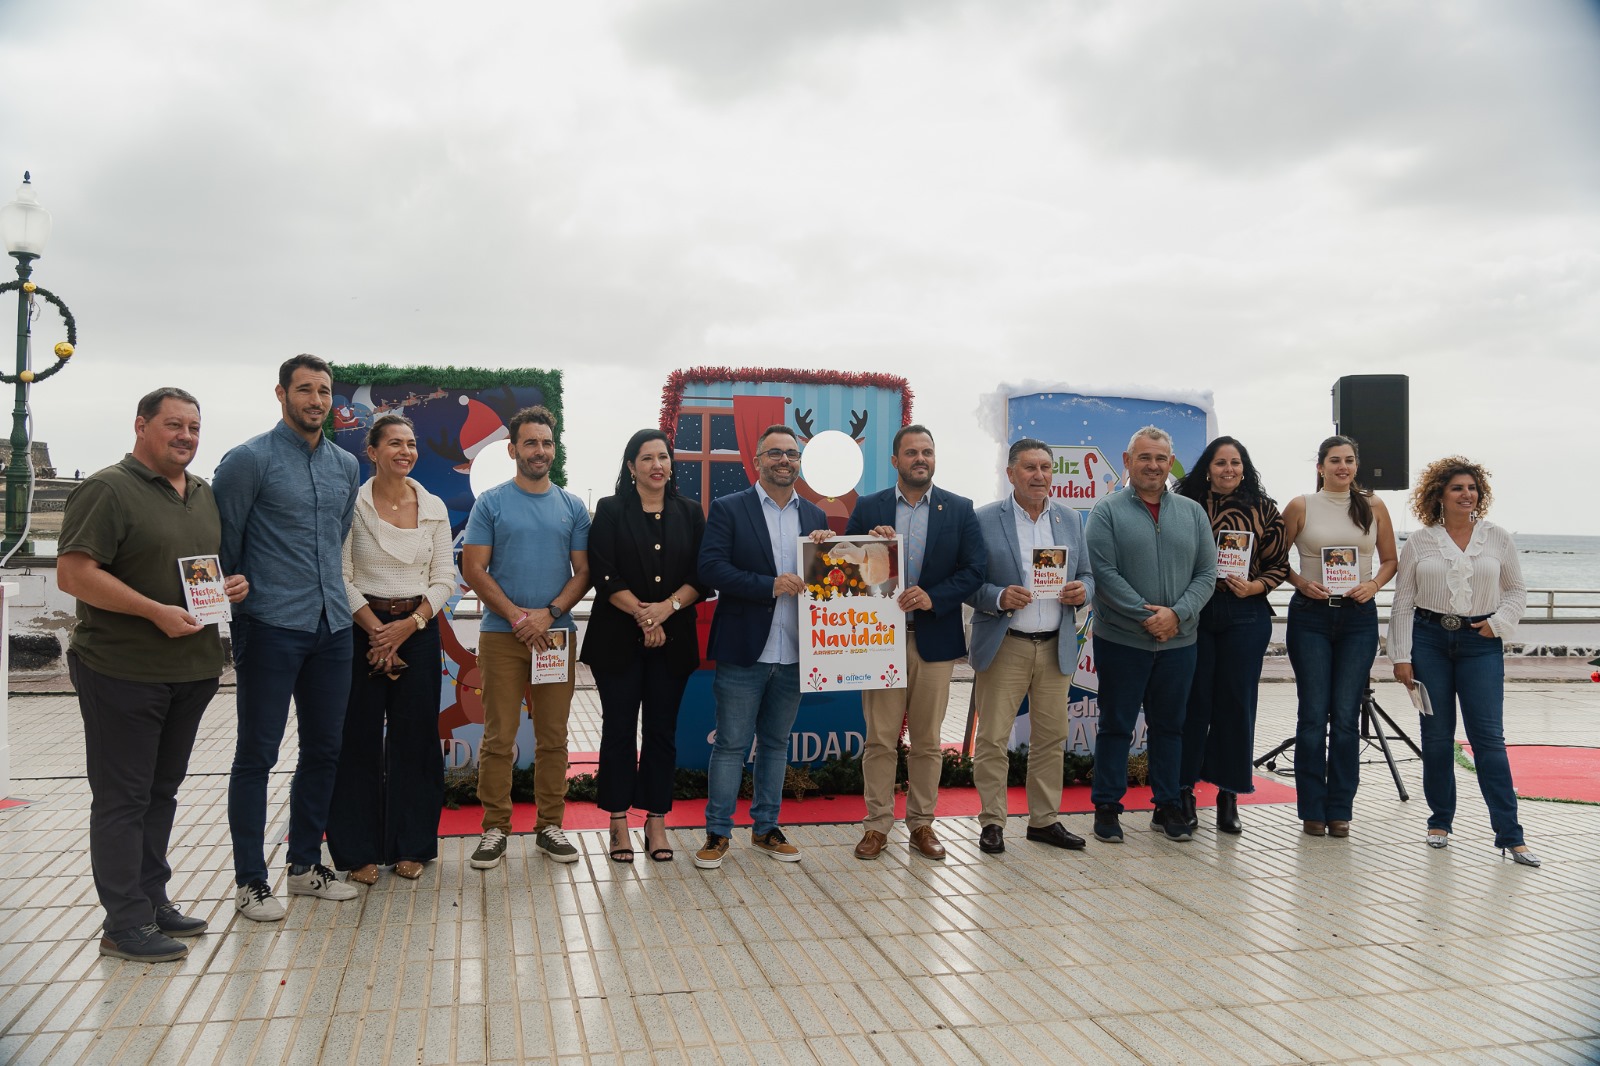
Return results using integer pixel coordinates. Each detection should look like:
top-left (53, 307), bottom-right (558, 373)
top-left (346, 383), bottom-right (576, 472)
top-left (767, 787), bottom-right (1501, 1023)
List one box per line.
top-left (341, 477), bottom-right (456, 616)
top-left (1387, 520), bottom-right (1525, 663)
top-left (1294, 489), bottom-right (1376, 584)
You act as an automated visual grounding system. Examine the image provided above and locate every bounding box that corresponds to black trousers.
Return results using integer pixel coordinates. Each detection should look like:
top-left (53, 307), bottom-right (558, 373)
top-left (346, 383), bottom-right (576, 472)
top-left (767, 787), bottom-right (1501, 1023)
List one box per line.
top-left (593, 649), bottom-right (690, 815)
top-left (326, 621), bottom-right (444, 868)
top-left (69, 652), bottom-right (219, 932)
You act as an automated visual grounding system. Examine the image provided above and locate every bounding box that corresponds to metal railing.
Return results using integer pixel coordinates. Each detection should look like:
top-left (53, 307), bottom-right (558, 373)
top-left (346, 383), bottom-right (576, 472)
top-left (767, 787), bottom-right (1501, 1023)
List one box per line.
top-left (451, 587), bottom-right (1600, 623)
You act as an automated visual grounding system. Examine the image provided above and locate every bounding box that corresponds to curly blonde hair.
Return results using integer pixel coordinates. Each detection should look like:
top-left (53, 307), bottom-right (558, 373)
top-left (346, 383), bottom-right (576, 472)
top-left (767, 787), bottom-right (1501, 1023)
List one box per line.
top-left (1410, 456), bottom-right (1493, 526)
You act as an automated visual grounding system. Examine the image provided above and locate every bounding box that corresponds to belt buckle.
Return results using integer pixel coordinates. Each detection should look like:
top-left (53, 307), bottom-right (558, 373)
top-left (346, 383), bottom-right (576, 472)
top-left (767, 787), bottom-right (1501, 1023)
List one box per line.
top-left (1326, 595), bottom-right (1344, 608)
top-left (1441, 613), bottom-right (1462, 631)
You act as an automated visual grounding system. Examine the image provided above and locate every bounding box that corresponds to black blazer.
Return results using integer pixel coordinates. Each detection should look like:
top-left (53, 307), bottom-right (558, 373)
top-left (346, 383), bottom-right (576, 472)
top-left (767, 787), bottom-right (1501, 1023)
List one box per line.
top-left (579, 493), bottom-right (710, 676)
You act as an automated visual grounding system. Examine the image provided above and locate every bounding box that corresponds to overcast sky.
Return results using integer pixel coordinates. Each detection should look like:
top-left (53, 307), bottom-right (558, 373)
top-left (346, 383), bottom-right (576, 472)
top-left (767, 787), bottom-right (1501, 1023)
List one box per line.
top-left (5, 0), bottom-right (1598, 534)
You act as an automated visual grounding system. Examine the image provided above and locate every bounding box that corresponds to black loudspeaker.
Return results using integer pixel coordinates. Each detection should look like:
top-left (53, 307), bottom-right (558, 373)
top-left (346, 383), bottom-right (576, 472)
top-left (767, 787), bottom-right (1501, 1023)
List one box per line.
top-left (1332, 374), bottom-right (1409, 490)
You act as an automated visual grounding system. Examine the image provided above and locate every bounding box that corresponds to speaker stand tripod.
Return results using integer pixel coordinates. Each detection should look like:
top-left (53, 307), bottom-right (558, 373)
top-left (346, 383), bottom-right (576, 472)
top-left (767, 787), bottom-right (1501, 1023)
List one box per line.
top-left (1255, 686), bottom-right (1422, 801)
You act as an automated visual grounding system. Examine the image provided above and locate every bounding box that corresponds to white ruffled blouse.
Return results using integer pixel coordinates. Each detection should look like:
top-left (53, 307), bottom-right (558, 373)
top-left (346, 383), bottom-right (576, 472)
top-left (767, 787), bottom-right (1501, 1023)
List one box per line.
top-left (1387, 520), bottom-right (1525, 663)
top-left (341, 477), bottom-right (456, 616)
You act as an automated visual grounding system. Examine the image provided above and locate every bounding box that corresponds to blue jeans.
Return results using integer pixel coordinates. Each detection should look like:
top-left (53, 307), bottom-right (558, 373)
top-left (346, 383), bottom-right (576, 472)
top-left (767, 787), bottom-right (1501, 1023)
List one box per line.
top-left (1412, 615), bottom-right (1523, 848)
top-left (1091, 635), bottom-right (1197, 809)
top-left (229, 614), bottom-right (354, 884)
top-left (1286, 594), bottom-right (1377, 821)
top-left (1181, 593), bottom-right (1273, 795)
top-left (705, 661), bottom-right (800, 837)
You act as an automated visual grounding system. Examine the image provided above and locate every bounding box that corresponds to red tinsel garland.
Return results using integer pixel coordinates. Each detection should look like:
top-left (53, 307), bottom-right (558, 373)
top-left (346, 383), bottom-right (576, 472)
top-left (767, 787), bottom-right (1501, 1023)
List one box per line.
top-left (658, 366), bottom-right (914, 441)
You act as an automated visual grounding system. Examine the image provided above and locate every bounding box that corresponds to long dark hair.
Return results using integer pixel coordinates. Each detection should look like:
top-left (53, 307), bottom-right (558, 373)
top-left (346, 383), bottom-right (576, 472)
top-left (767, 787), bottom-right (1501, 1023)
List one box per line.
top-left (613, 428), bottom-right (678, 500)
top-left (1314, 434), bottom-right (1374, 535)
top-left (1175, 435), bottom-right (1270, 507)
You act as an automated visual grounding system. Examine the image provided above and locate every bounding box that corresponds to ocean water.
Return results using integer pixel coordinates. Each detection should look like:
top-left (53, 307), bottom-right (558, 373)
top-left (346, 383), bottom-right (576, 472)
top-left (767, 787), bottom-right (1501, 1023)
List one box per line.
top-left (1512, 534), bottom-right (1600, 590)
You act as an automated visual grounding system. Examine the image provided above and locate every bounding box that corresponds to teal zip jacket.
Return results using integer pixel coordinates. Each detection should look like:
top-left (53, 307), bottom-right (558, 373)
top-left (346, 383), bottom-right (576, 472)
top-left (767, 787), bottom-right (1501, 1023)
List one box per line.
top-left (1085, 488), bottom-right (1216, 650)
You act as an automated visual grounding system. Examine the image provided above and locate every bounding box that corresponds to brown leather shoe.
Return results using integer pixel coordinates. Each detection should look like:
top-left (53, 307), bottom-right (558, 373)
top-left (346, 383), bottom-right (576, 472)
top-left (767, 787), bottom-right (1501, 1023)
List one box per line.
top-left (854, 829), bottom-right (888, 860)
top-left (1327, 820), bottom-right (1350, 838)
top-left (347, 864), bottom-right (379, 885)
top-left (1303, 820), bottom-right (1327, 837)
top-left (908, 825), bottom-right (946, 860)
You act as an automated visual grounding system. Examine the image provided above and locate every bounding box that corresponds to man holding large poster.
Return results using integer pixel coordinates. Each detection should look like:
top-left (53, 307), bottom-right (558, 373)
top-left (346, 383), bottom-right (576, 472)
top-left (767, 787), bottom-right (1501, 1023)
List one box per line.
top-left (695, 425), bottom-right (829, 869)
top-left (967, 438), bottom-right (1095, 854)
top-left (841, 425), bottom-right (984, 861)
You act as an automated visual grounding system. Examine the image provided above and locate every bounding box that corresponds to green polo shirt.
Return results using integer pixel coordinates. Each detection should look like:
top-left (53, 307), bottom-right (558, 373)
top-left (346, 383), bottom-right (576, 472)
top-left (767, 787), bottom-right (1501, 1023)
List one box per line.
top-left (59, 454), bottom-right (226, 683)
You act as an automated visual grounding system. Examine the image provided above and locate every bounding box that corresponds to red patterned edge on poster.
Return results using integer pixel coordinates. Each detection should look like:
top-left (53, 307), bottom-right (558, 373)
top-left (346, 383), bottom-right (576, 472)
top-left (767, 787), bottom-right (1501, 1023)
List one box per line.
top-left (658, 367), bottom-right (914, 441)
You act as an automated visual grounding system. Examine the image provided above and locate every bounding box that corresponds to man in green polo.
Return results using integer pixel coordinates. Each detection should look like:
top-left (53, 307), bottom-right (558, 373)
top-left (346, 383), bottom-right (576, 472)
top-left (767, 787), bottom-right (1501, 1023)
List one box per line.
top-left (57, 387), bottom-right (249, 962)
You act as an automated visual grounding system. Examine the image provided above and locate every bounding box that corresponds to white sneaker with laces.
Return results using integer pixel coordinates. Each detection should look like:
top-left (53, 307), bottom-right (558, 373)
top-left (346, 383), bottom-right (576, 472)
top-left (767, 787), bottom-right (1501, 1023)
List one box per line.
top-left (236, 880), bottom-right (286, 922)
top-left (286, 863), bottom-right (359, 901)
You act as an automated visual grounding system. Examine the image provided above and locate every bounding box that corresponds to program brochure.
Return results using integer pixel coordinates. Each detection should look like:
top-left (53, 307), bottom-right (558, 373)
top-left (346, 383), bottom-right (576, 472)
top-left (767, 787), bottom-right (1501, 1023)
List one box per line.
top-left (531, 629), bottom-right (571, 684)
top-left (178, 554), bottom-right (230, 626)
top-left (1027, 546), bottom-right (1071, 595)
top-left (1216, 530), bottom-right (1254, 582)
top-left (1321, 546), bottom-right (1360, 596)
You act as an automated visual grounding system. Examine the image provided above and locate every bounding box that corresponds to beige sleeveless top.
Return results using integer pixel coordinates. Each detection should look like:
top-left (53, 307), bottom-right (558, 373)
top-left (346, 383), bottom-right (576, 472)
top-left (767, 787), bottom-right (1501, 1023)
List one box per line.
top-left (1294, 489), bottom-right (1376, 584)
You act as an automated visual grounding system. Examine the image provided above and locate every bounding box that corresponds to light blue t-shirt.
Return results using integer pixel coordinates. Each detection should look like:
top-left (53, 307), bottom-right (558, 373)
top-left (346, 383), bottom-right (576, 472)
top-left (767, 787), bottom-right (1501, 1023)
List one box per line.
top-left (464, 480), bottom-right (591, 634)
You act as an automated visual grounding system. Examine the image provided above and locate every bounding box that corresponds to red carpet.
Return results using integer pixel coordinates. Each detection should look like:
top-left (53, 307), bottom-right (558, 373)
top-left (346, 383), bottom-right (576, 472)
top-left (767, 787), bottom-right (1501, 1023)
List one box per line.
top-left (1462, 744), bottom-right (1600, 804)
top-left (437, 776), bottom-right (1299, 836)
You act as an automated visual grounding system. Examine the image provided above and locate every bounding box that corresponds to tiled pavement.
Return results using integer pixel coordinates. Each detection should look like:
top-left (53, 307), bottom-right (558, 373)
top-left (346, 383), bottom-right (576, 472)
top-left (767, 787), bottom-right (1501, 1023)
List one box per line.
top-left (2, 679), bottom-right (1598, 1065)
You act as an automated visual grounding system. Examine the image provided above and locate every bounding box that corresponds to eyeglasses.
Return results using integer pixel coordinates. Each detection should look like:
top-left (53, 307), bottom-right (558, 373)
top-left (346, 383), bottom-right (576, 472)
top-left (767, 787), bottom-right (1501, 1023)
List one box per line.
top-left (762, 449), bottom-right (801, 461)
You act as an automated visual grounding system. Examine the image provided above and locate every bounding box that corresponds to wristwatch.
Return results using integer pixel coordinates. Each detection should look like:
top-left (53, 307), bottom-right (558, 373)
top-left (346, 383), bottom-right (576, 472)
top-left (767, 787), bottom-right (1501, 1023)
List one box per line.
top-left (670, 595), bottom-right (682, 612)
top-left (547, 602), bottom-right (564, 620)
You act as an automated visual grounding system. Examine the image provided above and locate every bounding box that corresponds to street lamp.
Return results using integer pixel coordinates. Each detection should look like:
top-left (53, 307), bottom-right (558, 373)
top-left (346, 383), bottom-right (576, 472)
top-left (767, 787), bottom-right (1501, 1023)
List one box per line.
top-left (1, 173), bottom-right (78, 558)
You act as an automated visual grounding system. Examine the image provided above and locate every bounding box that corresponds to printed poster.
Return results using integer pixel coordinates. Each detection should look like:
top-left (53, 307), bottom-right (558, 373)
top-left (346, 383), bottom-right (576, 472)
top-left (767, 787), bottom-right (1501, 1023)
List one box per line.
top-left (798, 535), bottom-right (906, 692)
top-left (1216, 530), bottom-right (1254, 582)
top-left (532, 629), bottom-right (571, 685)
top-left (1321, 547), bottom-right (1360, 595)
top-left (178, 554), bottom-right (230, 625)
top-left (1028, 546), bottom-right (1071, 595)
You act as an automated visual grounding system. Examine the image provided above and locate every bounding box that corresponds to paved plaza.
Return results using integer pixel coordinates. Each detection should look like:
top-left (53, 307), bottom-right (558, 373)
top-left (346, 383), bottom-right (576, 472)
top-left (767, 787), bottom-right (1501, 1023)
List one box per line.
top-left (2, 677), bottom-right (1598, 1065)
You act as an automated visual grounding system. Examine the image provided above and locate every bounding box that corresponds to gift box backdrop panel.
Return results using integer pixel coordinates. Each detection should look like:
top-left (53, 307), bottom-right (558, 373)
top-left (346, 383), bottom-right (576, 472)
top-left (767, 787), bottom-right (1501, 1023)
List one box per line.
top-left (998, 388), bottom-right (1217, 755)
top-left (1004, 390), bottom-right (1214, 487)
top-left (329, 365), bottom-right (564, 770)
top-left (328, 365), bottom-right (564, 535)
top-left (659, 369), bottom-right (911, 526)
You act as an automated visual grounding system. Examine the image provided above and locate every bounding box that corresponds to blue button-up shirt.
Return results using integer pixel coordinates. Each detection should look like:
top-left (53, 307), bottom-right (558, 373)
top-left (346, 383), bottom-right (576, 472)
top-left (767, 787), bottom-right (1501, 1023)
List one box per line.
top-left (755, 481), bottom-right (802, 665)
top-left (894, 488), bottom-right (932, 588)
top-left (214, 420), bottom-right (360, 632)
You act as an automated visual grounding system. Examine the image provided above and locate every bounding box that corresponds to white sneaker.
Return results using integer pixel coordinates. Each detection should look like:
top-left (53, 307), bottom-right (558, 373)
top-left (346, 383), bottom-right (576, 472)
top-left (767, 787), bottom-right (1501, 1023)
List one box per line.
top-left (286, 863), bottom-right (359, 901)
top-left (236, 880), bottom-right (286, 922)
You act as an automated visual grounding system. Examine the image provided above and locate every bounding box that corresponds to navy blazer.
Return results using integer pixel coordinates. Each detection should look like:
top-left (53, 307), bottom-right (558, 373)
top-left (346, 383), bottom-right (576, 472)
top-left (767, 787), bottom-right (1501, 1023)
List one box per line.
top-left (965, 496), bottom-right (1095, 675)
top-left (698, 485), bottom-right (830, 668)
top-left (845, 485), bottom-right (985, 663)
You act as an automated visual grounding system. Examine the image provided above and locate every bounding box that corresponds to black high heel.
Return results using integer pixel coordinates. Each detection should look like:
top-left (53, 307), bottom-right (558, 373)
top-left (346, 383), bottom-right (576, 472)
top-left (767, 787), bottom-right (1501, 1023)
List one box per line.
top-left (645, 814), bottom-right (674, 862)
top-left (608, 814), bottom-right (634, 864)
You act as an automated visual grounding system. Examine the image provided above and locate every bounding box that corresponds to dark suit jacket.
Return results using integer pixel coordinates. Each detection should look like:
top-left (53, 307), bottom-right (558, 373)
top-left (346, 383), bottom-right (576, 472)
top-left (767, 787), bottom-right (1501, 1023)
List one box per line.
top-left (698, 485), bottom-right (829, 668)
top-left (845, 485), bottom-right (985, 663)
top-left (579, 493), bottom-right (710, 676)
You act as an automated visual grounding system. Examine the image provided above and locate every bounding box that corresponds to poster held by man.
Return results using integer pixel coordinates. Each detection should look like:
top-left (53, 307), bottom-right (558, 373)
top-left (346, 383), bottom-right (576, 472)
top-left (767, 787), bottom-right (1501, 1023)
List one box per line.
top-left (798, 535), bottom-right (907, 692)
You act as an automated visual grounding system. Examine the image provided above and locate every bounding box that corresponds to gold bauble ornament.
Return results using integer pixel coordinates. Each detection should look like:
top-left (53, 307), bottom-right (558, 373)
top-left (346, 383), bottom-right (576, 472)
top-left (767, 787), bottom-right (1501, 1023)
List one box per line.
top-left (21, 282), bottom-right (35, 293)
top-left (54, 342), bottom-right (73, 359)
top-left (18, 370), bottom-right (34, 383)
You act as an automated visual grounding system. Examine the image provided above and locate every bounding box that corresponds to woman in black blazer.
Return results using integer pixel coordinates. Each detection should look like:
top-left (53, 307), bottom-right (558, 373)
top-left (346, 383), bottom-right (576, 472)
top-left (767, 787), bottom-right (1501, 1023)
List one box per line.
top-left (581, 428), bottom-right (709, 863)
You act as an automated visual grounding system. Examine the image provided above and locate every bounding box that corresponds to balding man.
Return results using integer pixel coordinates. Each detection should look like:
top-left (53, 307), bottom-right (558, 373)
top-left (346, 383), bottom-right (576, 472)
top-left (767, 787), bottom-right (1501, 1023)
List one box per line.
top-left (1085, 426), bottom-right (1215, 843)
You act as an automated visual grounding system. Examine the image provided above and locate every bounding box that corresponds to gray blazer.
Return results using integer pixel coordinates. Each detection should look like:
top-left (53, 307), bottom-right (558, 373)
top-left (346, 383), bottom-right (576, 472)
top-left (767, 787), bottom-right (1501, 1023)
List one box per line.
top-left (965, 495), bottom-right (1095, 675)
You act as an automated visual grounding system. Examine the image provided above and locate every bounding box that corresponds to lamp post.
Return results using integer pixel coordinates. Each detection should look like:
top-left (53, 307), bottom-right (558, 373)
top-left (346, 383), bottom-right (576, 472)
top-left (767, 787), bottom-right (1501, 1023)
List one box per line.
top-left (1, 173), bottom-right (75, 558)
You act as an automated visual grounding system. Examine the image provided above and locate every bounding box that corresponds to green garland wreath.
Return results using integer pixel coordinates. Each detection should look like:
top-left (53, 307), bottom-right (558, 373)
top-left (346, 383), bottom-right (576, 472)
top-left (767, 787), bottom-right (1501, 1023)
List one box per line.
top-left (0, 280), bottom-right (77, 386)
top-left (327, 362), bottom-right (566, 486)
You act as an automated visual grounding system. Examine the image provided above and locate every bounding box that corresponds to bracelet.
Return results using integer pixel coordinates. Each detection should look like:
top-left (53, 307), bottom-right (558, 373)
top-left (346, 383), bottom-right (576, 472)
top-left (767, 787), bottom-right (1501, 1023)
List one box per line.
top-left (411, 612), bottom-right (427, 628)
top-left (513, 612), bottom-right (529, 626)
